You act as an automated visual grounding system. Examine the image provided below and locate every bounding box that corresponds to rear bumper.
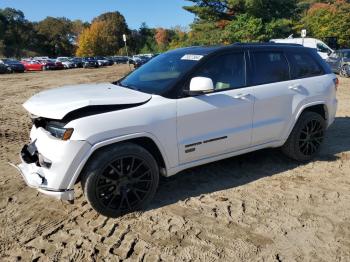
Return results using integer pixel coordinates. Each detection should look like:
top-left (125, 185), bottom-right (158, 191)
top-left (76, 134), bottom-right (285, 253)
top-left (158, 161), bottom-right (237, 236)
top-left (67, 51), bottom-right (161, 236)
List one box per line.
top-left (328, 98), bottom-right (338, 127)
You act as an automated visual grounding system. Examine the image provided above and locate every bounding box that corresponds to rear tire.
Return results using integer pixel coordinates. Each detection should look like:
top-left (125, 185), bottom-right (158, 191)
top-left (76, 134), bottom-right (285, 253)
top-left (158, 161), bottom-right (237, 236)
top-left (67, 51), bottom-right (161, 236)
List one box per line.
top-left (81, 143), bottom-right (159, 218)
top-left (340, 64), bottom-right (350, 78)
top-left (282, 111), bottom-right (326, 161)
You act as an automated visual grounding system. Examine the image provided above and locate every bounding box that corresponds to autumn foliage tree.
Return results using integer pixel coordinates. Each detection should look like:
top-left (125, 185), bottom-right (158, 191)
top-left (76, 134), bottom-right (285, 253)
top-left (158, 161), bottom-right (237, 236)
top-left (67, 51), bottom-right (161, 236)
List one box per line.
top-left (76, 11), bottom-right (129, 57)
top-left (298, 0), bottom-right (350, 47)
top-left (155, 28), bottom-right (170, 51)
top-left (76, 21), bottom-right (106, 57)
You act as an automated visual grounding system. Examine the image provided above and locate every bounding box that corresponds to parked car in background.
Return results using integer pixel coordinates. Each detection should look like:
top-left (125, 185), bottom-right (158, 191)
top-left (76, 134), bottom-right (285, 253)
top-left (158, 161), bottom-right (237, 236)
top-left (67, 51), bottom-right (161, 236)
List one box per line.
top-left (113, 56), bottom-right (129, 64)
top-left (71, 57), bottom-right (84, 68)
top-left (105, 57), bottom-right (115, 66)
top-left (0, 58), bottom-right (25, 73)
top-left (128, 57), bottom-right (135, 65)
top-left (21, 60), bottom-right (44, 71)
top-left (326, 49), bottom-right (350, 77)
top-left (95, 56), bottom-right (110, 66)
top-left (0, 62), bottom-right (11, 74)
top-left (133, 55), bottom-right (151, 69)
top-left (82, 57), bottom-right (99, 68)
top-left (15, 43), bottom-right (338, 218)
top-left (33, 56), bottom-right (50, 61)
top-left (48, 59), bottom-right (64, 70)
top-left (38, 60), bottom-right (57, 70)
top-left (270, 38), bottom-right (333, 60)
top-left (57, 57), bottom-right (75, 69)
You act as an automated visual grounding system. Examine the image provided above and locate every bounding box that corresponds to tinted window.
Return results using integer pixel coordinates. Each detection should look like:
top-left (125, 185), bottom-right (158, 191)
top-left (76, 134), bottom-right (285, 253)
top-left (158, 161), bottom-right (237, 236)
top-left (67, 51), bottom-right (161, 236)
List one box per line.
top-left (193, 52), bottom-right (246, 90)
top-left (329, 52), bottom-right (339, 59)
top-left (342, 51), bottom-right (350, 59)
top-left (120, 51), bottom-right (205, 95)
top-left (317, 43), bottom-right (331, 53)
top-left (251, 51), bottom-right (290, 85)
top-left (287, 52), bottom-right (324, 79)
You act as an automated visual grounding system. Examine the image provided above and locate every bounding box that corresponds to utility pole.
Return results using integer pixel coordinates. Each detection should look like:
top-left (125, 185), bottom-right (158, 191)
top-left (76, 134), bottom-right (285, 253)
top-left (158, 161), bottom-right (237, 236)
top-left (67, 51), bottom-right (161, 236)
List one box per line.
top-left (123, 34), bottom-right (131, 71)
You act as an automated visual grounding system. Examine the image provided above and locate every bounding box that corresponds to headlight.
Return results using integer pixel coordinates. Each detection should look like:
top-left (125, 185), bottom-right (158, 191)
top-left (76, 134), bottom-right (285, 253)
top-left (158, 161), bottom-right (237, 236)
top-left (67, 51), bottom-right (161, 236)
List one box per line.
top-left (46, 124), bottom-right (74, 141)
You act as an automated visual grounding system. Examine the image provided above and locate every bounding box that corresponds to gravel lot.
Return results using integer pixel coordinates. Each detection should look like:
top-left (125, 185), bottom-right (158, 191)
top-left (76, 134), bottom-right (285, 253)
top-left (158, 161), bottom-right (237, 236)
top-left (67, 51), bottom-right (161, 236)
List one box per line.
top-left (0, 65), bottom-right (349, 261)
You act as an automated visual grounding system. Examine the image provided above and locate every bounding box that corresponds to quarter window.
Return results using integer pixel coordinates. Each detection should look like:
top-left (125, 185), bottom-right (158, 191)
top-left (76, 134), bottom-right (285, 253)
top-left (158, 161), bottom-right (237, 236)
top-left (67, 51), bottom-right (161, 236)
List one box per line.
top-left (193, 52), bottom-right (246, 91)
top-left (251, 51), bottom-right (290, 85)
top-left (287, 52), bottom-right (324, 79)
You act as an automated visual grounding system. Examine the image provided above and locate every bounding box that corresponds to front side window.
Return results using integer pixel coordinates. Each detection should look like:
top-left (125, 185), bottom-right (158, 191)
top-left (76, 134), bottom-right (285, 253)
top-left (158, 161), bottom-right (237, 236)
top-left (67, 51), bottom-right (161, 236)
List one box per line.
top-left (251, 51), bottom-right (290, 85)
top-left (192, 52), bottom-right (246, 91)
top-left (287, 52), bottom-right (324, 79)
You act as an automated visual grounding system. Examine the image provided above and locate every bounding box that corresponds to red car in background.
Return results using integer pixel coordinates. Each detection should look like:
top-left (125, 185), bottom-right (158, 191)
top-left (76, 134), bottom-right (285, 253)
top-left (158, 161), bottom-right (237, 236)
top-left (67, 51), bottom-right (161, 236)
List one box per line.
top-left (21, 60), bottom-right (43, 71)
top-left (21, 59), bottom-right (57, 71)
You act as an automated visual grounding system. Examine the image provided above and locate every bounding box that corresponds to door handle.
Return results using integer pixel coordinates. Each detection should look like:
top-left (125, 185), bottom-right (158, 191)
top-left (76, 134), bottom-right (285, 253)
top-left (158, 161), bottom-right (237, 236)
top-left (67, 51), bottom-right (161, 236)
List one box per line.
top-left (234, 93), bottom-right (250, 100)
top-left (288, 84), bottom-right (301, 91)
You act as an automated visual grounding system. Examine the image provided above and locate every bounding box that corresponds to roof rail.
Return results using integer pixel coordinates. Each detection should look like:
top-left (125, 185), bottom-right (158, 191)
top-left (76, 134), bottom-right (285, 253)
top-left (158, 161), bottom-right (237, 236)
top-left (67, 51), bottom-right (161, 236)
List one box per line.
top-left (231, 42), bottom-right (302, 47)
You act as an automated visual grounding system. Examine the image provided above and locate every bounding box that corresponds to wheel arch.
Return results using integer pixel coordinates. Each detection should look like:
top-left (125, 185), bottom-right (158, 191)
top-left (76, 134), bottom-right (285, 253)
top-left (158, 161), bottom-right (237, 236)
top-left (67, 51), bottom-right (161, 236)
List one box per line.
top-left (284, 102), bottom-right (329, 142)
top-left (68, 133), bottom-right (169, 188)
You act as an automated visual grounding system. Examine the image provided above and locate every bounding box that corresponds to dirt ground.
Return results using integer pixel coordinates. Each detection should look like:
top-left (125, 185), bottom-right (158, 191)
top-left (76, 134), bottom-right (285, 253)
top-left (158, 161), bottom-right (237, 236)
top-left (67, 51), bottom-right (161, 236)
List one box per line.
top-left (0, 65), bottom-right (349, 262)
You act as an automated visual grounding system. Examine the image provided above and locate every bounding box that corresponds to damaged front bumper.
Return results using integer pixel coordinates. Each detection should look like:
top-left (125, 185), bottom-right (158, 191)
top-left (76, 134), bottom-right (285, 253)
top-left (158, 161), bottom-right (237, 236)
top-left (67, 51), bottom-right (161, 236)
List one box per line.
top-left (10, 161), bottom-right (74, 201)
top-left (10, 125), bottom-right (91, 202)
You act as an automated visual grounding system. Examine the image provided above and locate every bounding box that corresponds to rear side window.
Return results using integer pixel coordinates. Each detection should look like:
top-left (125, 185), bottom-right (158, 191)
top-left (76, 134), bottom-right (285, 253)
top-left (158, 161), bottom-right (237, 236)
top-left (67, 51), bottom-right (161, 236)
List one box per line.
top-left (287, 52), bottom-right (324, 79)
top-left (251, 51), bottom-right (290, 85)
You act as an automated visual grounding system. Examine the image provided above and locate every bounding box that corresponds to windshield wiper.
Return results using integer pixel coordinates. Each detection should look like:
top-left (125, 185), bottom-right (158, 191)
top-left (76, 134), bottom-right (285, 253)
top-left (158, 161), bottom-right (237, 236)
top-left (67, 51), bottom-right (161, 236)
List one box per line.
top-left (114, 81), bottom-right (139, 91)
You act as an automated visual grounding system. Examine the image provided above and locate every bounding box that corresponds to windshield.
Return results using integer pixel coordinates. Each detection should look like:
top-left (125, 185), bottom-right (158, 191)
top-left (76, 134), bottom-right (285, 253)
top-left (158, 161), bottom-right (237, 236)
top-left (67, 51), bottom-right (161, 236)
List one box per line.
top-left (119, 50), bottom-right (205, 95)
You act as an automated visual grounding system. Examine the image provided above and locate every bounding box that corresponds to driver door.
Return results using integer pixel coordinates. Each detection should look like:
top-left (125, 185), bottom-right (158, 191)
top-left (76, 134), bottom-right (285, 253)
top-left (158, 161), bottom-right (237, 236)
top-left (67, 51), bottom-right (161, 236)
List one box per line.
top-left (176, 52), bottom-right (255, 164)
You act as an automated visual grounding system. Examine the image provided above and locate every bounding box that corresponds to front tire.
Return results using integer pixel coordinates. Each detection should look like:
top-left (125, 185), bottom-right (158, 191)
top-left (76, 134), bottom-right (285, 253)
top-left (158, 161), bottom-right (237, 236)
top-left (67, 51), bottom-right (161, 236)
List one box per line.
top-left (282, 111), bottom-right (326, 161)
top-left (81, 143), bottom-right (159, 218)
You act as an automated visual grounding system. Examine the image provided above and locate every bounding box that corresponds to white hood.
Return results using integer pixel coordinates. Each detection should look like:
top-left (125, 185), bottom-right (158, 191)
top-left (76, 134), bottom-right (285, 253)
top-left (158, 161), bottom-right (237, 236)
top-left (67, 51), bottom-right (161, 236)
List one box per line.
top-left (23, 83), bottom-right (151, 120)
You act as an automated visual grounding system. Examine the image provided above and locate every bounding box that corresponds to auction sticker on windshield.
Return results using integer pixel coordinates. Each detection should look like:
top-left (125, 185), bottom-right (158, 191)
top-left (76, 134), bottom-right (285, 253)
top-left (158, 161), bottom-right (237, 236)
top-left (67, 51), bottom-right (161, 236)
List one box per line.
top-left (181, 54), bottom-right (204, 61)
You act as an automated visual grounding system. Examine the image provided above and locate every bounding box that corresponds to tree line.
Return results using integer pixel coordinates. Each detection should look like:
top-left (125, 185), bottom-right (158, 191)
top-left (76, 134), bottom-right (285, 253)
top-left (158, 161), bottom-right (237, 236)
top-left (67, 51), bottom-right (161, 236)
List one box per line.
top-left (0, 0), bottom-right (349, 58)
top-left (182, 0), bottom-right (350, 48)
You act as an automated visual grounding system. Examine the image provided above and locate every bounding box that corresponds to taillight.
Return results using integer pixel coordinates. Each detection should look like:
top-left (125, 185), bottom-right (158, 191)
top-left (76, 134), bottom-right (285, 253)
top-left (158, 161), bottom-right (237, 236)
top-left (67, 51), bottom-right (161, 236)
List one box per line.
top-left (333, 78), bottom-right (339, 91)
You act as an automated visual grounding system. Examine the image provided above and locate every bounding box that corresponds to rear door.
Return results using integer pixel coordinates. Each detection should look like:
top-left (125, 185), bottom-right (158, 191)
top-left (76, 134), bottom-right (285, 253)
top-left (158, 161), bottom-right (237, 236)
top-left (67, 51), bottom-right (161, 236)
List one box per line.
top-left (249, 49), bottom-right (295, 145)
top-left (177, 51), bottom-right (255, 163)
top-left (250, 48), bottom-right (327, 145)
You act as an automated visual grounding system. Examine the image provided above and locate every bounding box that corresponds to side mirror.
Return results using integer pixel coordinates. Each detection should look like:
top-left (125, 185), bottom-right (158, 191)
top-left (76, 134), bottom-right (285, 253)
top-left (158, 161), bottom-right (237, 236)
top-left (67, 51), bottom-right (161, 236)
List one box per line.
top-left (187, 77), bottom-right (214, 95)
top-left (328, 50), bottom-right (333, 56)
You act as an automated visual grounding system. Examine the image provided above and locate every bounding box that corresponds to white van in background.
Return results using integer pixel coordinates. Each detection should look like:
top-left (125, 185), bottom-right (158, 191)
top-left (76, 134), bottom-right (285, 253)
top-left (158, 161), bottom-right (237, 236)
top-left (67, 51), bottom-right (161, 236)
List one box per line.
top-left (270, 38), bottom-right (333, 60)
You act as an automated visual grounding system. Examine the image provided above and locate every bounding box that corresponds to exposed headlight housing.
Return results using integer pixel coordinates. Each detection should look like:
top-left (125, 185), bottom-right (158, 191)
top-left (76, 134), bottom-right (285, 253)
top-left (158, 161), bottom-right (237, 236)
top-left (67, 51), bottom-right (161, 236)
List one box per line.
top-left (46, 124), bottom-right (74, 141)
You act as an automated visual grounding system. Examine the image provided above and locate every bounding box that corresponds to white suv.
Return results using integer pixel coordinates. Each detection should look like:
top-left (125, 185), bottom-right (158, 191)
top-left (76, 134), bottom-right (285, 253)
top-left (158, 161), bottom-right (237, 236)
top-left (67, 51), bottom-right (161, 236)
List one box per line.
top-left (15, 44), bottom-right (338, 217)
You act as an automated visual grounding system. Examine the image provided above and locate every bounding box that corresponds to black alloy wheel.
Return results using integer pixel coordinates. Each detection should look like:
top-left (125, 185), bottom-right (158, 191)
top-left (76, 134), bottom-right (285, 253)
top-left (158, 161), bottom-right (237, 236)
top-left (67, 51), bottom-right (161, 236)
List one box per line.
top-left (298, 119), bottom-right (324, 156)
top-left (340, 65), bottom-right (350, 77)
top-left (282, 111), bottom-right (326, 161)
top-left (81, 143), bottom-right (159, 218)
top-left (96, 155), bottom-right (154, 213)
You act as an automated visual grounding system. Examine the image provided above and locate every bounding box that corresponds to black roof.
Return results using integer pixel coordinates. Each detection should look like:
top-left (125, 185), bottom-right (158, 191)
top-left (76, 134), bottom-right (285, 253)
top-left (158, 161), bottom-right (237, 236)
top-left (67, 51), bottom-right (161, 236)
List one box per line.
top-left (168, 42), bottom-right (305, 56)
